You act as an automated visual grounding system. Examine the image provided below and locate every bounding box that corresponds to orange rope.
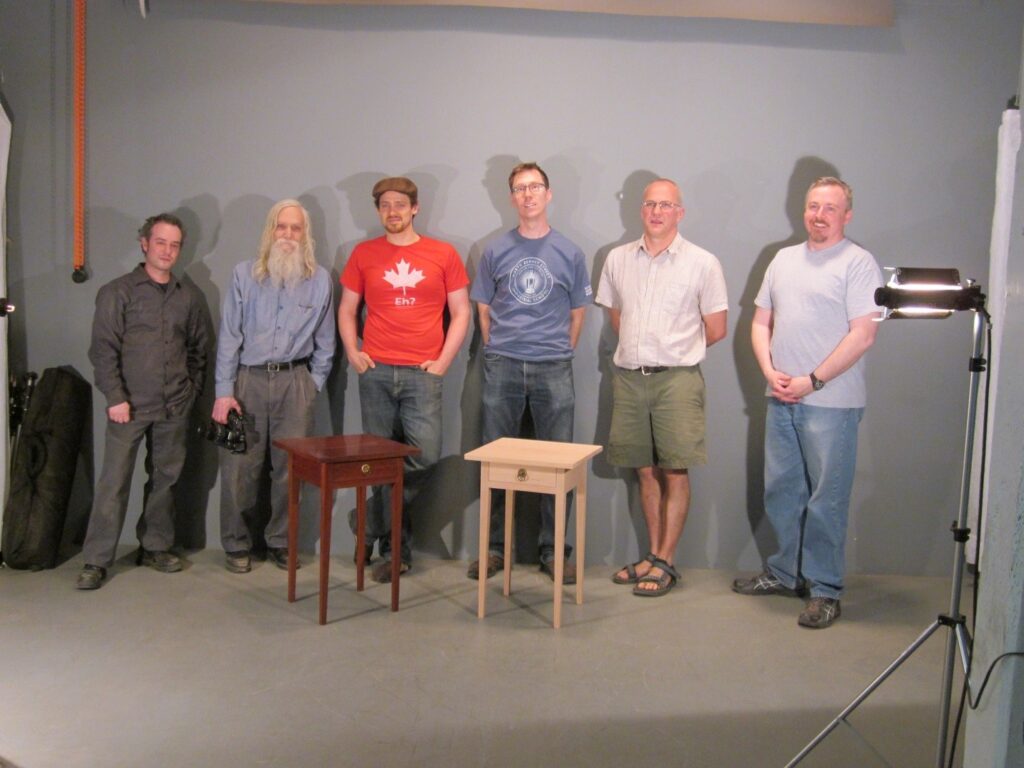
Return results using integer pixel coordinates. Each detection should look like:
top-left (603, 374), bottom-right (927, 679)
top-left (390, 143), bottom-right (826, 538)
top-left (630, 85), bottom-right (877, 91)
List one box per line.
top-left (72, 0), bottom-right (86, 281)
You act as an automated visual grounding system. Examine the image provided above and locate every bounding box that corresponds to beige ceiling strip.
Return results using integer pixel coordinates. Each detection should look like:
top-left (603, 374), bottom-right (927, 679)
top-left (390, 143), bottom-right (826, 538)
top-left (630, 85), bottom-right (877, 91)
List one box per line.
top-left (231, 0), bottom-right (894, 27)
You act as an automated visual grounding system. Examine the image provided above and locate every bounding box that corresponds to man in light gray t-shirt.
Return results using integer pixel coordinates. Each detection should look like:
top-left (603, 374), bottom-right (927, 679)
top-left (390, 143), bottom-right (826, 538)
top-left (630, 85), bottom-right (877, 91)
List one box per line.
top-left (733, 176), bottom-right (882, 630)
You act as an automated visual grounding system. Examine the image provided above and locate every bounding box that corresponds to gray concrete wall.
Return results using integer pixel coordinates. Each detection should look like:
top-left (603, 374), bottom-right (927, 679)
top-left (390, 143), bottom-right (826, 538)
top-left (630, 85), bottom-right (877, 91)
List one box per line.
top-left (1, 0), bottom-right (1022, 577)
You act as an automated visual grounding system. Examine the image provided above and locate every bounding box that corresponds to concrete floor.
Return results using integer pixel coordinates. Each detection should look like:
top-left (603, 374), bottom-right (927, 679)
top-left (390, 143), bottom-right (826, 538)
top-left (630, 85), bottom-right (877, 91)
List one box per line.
top-left (0, 552), bottom-right (968, 768)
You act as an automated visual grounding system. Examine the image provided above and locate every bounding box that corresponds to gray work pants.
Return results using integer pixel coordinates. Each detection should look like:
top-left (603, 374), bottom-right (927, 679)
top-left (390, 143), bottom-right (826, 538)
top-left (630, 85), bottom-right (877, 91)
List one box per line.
top-left (219, 366), bottom-right (316, 552)
top-left (82, 408), bottom-right (190, 568)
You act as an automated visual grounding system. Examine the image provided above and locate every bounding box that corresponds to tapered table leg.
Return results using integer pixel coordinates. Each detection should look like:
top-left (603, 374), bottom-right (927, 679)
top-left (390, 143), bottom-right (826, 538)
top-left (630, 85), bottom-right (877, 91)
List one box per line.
top-left (477, 468), bottom-right (490, 619)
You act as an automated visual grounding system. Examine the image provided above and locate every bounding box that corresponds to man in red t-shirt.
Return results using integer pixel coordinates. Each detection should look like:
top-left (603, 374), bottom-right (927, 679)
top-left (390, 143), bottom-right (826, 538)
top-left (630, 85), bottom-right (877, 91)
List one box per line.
top-left (339, 177), bottom-right (470, 581)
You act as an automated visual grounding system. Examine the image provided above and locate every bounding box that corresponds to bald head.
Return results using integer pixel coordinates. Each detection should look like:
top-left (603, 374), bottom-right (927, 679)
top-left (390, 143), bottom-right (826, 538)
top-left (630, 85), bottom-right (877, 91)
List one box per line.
top-left (643, 178), bottom-right (682, 206)
top-left (640, 178), bottom-right (685, 245)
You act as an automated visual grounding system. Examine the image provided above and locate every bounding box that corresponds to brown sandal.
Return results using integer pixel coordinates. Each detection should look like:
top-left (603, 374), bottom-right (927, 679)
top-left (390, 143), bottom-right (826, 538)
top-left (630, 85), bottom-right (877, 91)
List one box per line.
top-left (632, 558), bottom-right (679, 597)
top-left (612, 552), bottom-right (656, 584)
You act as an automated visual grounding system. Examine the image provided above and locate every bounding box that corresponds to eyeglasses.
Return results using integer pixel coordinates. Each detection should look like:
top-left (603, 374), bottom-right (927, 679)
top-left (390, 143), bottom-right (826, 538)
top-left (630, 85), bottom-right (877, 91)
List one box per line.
top-left (641, 200), bottom-right (681, 212)
top-left (511, 183), bottom-right (548, 196)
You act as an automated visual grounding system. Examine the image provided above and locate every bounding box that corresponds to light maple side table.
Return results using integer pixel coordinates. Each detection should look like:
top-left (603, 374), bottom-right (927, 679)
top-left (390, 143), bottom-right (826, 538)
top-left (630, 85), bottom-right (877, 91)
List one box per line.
top-left (465, 437), bottom-right (602, 629)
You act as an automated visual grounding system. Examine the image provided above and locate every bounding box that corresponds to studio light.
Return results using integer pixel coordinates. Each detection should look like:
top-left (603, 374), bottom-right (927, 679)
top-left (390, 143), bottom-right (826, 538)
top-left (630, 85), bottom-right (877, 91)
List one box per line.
top-left (874, 267), bottom-right (986, 319)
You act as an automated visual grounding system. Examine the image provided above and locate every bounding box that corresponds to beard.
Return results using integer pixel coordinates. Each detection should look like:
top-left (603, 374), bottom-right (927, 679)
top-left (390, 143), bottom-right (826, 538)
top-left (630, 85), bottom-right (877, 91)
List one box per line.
top-left (266, 238), bottom-right (305, 289)
top-left (384, 217), bottom-right (410, 235)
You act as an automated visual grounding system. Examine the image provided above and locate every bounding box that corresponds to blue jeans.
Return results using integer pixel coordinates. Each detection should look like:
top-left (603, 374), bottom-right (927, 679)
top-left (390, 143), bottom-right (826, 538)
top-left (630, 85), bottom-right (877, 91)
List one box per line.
top-left (764, 400), bottom-right (863, 600)
top-left (482, 353), bottom-right (575, 564)
top-left (358, 364), bottom-right (443, 563)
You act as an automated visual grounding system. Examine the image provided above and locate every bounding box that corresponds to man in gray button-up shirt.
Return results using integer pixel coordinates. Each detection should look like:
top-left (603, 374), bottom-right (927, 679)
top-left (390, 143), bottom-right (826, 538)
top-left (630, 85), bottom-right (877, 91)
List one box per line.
top-left (77, 213), bottom-right (210, 590)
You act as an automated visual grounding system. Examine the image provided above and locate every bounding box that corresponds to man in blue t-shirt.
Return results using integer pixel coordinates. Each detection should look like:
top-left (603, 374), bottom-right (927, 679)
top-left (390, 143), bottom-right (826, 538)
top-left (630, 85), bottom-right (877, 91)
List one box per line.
top-left (468, 162), bottom-right (592, 583)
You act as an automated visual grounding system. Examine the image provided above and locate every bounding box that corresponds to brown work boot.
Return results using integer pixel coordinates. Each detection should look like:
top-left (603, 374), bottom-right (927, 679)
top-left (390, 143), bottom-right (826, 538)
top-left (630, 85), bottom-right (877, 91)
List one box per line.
top-left (540, 559), bottom-right (576, 585)
top-left (467, 553), bottom-right (504, 580)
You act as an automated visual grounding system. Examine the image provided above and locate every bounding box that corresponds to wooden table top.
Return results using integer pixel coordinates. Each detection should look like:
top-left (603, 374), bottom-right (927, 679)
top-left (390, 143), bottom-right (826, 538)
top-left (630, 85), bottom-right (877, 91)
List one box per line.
top-left (273, 434), bottom-right (421, 463)
top-left (464, 437), bottom-right (602, 469)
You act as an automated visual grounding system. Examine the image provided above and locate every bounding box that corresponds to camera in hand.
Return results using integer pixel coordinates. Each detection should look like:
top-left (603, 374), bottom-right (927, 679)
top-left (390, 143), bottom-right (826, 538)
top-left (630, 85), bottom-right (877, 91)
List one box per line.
top-left (206, 408), bottom-right (248, 454)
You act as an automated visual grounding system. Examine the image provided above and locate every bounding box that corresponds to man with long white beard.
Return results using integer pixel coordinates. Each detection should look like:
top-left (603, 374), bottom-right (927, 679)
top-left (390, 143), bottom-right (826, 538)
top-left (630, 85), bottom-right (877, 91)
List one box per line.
top-left (212, 199), bottom-right (336, 574)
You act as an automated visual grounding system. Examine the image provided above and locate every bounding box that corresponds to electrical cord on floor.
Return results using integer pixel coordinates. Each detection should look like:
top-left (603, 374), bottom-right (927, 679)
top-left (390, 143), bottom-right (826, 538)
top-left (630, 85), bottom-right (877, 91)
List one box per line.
top-left (966, 652), bottom-right (1024, 710)
top-left (947, 650), bottom-right (1024, 768)
top-left (944, 314), bottom-right (1024, 767)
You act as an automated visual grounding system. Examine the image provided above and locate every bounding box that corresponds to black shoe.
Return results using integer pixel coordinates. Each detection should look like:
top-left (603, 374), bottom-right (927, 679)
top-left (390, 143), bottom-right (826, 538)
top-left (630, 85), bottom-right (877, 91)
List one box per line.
top-left (798, 597), bottom-right (842, 629)
top-left (76, 565), bottom-right (107, 590)
top-left (353, 541), bottom-right (374, 565)
top-left (137, 549), bottom-right (182, 573)
top-left (267, 547), bottom-right (296, 570)
top-left (225, 550), bottom-right (252, 574)
top-left (732, 570), bottom-right (804, 597)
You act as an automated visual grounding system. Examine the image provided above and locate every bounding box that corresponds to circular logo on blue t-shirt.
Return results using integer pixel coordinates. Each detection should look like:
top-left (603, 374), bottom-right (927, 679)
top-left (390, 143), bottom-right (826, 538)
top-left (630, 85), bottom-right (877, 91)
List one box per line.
top-left (508, 257), bottom-right (554, 305)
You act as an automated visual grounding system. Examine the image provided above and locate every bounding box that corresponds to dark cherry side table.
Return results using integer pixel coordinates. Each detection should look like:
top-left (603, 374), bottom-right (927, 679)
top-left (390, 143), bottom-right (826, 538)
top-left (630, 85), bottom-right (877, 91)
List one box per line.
top-left (273, 434), bottom-right (420, 625)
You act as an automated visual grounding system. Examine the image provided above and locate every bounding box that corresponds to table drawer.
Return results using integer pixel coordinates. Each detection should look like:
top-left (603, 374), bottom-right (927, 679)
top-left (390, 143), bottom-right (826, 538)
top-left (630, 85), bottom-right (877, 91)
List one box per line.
top-left (323, 457), bottom-right (405, 485)
top-left (489, 463), bottom-right (558, 490)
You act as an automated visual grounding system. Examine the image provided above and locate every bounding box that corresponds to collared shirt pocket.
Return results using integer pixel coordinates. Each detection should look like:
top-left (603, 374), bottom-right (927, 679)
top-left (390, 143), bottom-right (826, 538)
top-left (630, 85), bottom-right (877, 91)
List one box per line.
top-left (660, 280), bottom-right (694, 320)
top-left (283, 302), bottom-right (316, 338)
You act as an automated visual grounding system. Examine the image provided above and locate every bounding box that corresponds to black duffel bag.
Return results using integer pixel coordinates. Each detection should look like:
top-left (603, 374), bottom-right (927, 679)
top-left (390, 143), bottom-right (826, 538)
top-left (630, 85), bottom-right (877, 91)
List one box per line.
top-left (2, 366), bottom-right (91, 570)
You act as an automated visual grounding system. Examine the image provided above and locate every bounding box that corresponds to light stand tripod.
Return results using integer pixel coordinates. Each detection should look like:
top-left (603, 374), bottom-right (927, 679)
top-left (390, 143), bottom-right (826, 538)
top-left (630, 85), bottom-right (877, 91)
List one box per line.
top-left (787, 270), bottom-right (987, 768)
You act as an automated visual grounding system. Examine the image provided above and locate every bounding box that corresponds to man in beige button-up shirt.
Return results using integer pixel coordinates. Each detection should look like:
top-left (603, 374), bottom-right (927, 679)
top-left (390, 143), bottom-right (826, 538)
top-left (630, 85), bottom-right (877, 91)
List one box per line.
top-left (595, 178), bottom-right (728, 597)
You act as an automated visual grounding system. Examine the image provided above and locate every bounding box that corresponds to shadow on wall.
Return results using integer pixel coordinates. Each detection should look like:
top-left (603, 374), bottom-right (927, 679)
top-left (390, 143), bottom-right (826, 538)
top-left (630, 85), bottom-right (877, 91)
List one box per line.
top-left (60, 368), bottom-right (94, 565)
top-left (331, 171), bottom-right (391, 449)
top-left (333, 171), bottom-right (387, 554)
top-left (323, 262), bottom-right (348, 441)
top-left (735, 156), bottom-right (841, 564)
top-left (589, 169), bottom-right (659, 558)
top-left (299, 186), bottom-right (350, 444)
top-left (416, 165), bottom-right (490, 560)
top-left (172, 194), bottom-right (222, 550)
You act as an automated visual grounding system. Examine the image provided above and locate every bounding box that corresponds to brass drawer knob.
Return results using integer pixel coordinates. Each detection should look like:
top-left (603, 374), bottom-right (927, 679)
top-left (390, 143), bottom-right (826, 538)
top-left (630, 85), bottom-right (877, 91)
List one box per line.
top-left (516, 468), bottom-right (528, 481)
top-left (361, 464), bottom-right (371, 475)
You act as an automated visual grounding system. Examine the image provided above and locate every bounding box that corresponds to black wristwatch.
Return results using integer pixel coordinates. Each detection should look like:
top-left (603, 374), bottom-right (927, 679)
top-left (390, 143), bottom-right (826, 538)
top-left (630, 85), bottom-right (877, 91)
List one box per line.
top-left (809, 371), bottom-right (825, 391)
